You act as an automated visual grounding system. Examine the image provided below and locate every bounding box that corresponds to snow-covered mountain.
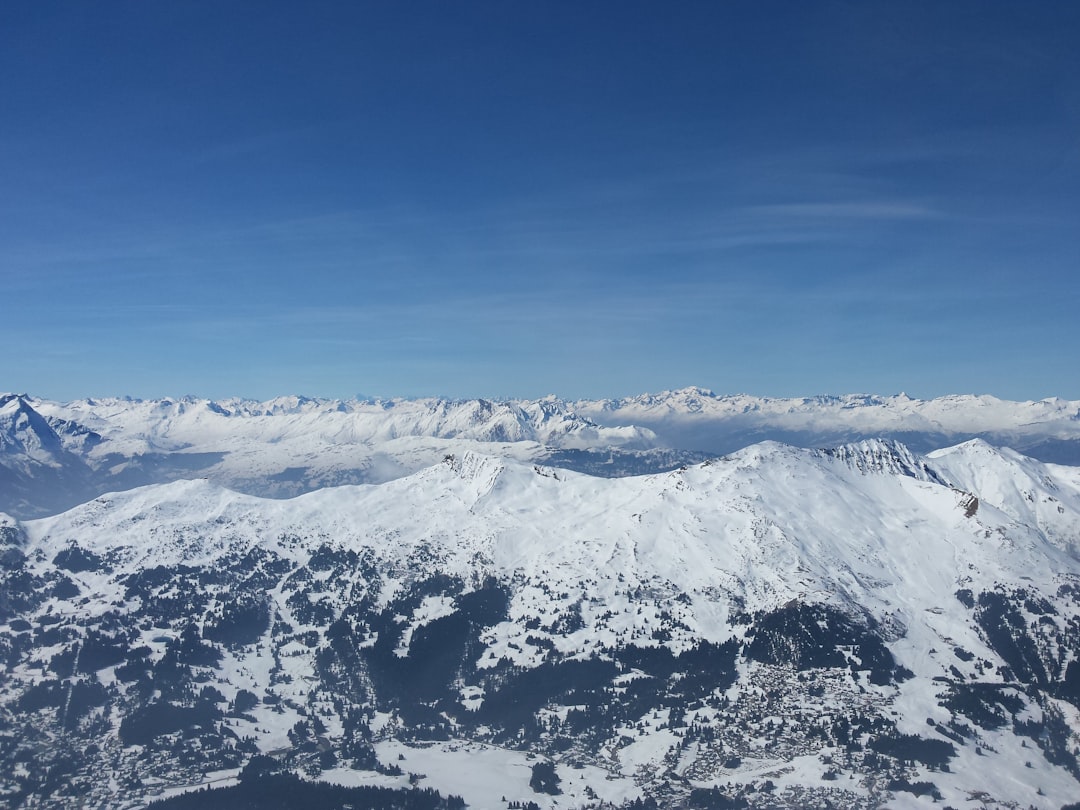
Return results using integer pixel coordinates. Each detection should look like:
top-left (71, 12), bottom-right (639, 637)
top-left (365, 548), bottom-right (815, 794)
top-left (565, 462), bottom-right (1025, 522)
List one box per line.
top-left (0, 394), bottom-right (670, 519)
top-left (5, 388), bottom-right (1080, 520)
top-left (574, 387), bottom-right (1080, 461)
top-left (0, 395), bottom-right (97, 517)
top-left (4, 439), bottom-right (1080, 808)
top-left (25, 393), bottom-right (655, 454)
top-left (36, 394), bottom-right (658, 454)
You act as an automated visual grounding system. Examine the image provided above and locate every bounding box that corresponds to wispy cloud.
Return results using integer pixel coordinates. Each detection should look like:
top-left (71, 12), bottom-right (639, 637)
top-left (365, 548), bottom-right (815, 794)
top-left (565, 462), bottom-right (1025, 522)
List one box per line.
top-left (746, 201), bottom-right (945, 221)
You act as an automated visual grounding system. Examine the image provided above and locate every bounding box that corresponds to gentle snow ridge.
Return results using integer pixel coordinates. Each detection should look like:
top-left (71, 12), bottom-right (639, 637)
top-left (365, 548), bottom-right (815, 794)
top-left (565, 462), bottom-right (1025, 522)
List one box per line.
top-left (22, 439), bottom-right (1080, 633)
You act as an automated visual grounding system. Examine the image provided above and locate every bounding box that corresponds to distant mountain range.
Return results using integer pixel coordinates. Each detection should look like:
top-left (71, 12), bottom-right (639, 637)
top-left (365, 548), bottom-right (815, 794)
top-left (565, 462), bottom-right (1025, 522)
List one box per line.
top-left (572, 387), bottom-right (1080, 461)
top-left (3, 437), bottom-right (1080, 807)
top-left (3, 388), bottom-right (1079, 518)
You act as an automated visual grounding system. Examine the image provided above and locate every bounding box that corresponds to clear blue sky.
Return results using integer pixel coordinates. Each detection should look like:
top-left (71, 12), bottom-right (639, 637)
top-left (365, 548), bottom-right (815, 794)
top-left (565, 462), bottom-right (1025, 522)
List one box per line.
top-left (2, 2), bottom-right (1078, 401)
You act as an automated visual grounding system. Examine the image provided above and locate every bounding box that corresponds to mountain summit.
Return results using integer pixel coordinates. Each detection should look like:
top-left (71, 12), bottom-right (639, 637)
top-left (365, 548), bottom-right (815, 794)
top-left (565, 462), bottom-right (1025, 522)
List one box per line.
top-left (0, 395), bottom-right (95, 517)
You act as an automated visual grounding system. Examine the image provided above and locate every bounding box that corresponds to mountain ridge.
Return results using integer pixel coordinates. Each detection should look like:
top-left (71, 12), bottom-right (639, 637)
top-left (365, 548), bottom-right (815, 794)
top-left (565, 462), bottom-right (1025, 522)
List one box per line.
top-left (572, 387), bottom-right (1080, 457)
top-left (5, 387), bottom-right (1080, 520)
top-left (15, 437), bottom-right (1080, 629)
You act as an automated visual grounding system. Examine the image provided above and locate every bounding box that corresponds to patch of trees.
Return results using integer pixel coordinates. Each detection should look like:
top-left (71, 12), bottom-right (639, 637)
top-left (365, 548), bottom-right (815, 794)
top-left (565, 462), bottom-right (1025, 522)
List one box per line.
top-left (203, 594), bottom-right (270, 647)
top-left (356, 578), bottom-right (510, 720)
top-left (1034, 703), bottom-right (1080, 780)
top-left (0, 568), bottom-right (50, 619)
top-left (147, 771), bottom-right (465, 810)
top-left (115, 644), bottom-right (153, 683)
top-left (669, 640), bottom-right (739, 698)
top-left (50, 574), bottom-right (80, 599)
top-left (52, 545), bottom-right (106, 574)
top-left (473, 658), bottom-right (617, 735)
top-left (232, 546), bottom-right (294, 591)
top-left (123, 565), bottom-right (212, 624)
top-left (688, 787), bottom-right (748, 809)
top-left (940, 683), bottom-right (1024, 730)
top-left (14, 676), bottom-right (108, 730)
top-left (744, 603), bottom-right (898, 684)
top-left (306, 543), bottom-right (360, 573)
top-left (16, 679), bottom-right (66, 712)
top-left (529, 760), bottom-right (561, 795)
top-left (887, 778), bottom-right (942, 800)
top-left (285, 589), bottom-right (336, 626)
top-left (76, 630), bottom-right (129, 673)
top-left (1062, 659), bottom-right (1080, 705)
top-left (869, 733), bottom-right (955, 770)
top-left (231, 688), bottom-right (259, 714)
top-left (118, 698), bottom-right (222, 746)
top-left (974, 590), bottom-right (1050, 685)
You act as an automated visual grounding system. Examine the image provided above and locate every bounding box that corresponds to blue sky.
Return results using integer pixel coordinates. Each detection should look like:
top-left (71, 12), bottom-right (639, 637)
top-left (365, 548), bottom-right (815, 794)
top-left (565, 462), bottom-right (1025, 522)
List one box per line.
top-left (2, 2), bottom-right (1078, 401)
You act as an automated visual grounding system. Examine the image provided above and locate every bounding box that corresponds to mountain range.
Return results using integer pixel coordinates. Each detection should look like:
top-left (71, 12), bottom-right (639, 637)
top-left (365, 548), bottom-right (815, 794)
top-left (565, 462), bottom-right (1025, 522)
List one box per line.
top-left (3, 389), bottom-right (1079, 519)
top-left (3, 421), bottom-right (1080, 808)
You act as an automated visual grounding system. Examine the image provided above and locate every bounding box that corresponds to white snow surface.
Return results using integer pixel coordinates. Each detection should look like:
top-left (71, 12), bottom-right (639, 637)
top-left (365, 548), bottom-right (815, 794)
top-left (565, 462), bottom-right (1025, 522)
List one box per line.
top-left (21, 439), bottom-right (1080, 647)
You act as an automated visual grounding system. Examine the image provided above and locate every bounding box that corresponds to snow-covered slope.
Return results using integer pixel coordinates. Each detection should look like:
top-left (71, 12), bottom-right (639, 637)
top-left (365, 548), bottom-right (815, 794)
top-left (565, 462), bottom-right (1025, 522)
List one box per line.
top-left (22, 441), bottom-right (1050, 626)
top-left (927, 439), bottom-right (1080, 556)
top-left (4, 440), bottom-right (1080, 808)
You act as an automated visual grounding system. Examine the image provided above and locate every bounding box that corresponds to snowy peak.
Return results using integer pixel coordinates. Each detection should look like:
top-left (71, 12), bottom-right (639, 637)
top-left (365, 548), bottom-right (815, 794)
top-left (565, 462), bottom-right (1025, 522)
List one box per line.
top-left (0, 394), bottom-right (70, 468)
top-left (43, 413), bottom-right (103, 454)
top-left (30, 478), bottom-right (276, 569)
top-left (30, 389), bottom-right (1080, 452)
top-left (24, 437), bottom-right (1075, 603)
top-left (0, 395), bottom-right (97, 517)
top-left (439, 450), bottom-right (509, 499)
top-left (586, 385), bottom-right (720, 415)
top-left (928, 439), bottom-right (1080, 552)
top-left (716, 438), bottom-right (935, 484)
top-left (818, 438), bottom-right (947, 484)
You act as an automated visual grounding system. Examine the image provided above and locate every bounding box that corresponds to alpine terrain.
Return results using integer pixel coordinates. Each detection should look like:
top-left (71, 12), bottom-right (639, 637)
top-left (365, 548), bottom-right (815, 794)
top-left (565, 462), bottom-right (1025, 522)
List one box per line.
top-left (3, 419), bottom-right (1080, 808)
top-left (4, 389), bottom-right (1079, 519)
